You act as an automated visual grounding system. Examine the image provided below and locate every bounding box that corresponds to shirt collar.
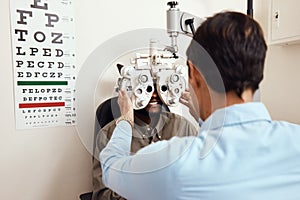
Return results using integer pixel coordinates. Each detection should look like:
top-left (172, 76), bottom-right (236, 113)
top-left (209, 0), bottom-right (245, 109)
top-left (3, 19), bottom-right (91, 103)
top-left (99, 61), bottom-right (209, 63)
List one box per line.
top-left (133, 111), bottom-right (168, 137)
top-left (199, 102), bottom-right (272, 132)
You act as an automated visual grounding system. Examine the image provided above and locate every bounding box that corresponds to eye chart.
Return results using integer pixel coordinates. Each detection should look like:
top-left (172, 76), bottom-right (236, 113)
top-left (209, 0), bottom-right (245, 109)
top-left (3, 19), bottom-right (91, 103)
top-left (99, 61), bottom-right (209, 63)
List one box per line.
top-left (10, 0), bottom-right (77, 129)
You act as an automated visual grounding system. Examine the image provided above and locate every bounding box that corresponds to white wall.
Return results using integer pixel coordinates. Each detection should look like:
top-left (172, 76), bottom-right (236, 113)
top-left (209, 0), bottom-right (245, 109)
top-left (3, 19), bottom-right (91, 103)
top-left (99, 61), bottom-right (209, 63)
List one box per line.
top-left (261, 45), bottom-right (300, 124)
top-left (2, 0), bottom-right (299, 200)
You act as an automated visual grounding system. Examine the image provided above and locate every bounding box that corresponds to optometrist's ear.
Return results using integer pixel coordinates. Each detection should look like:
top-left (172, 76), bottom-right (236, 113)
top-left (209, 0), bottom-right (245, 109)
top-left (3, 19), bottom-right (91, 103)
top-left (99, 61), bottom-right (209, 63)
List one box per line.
top-left (187, 61), bottom-right (204, 88)
top-left (187, 61), bottom-right (196, 77)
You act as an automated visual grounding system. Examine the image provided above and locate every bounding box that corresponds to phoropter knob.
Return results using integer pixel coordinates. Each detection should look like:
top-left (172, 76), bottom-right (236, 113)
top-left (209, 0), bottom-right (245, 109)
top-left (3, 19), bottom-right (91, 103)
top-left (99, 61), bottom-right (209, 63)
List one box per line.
top-left (167, 1), bottom-right (178, 9)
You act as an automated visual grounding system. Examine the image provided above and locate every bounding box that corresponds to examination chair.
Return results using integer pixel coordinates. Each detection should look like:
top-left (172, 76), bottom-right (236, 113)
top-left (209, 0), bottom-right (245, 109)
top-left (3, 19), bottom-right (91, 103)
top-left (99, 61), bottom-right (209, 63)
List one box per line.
top-left (79, 96), bottom-right (169, 200)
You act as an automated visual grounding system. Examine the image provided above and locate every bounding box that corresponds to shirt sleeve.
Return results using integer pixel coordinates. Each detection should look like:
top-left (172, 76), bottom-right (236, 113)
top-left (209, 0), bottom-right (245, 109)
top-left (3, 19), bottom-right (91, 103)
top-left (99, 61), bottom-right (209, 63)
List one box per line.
top-left (100, 120), bottom-right (195, 200)
top-left (99, 120), bottom-right (132, 191)
top-left (92, 124), bottom-right (127, 200)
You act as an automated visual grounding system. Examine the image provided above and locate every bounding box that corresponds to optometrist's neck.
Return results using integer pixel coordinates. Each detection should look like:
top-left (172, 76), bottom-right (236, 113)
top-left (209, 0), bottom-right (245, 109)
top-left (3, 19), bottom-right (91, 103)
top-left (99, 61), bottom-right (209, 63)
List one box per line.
top-left (201, 89), bottom-right (254, 121)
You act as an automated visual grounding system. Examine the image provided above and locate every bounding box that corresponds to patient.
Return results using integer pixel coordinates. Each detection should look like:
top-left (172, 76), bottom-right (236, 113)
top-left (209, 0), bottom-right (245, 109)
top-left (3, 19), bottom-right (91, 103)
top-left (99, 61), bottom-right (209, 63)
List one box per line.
top-left (92, 85), bottom-right (198, 200)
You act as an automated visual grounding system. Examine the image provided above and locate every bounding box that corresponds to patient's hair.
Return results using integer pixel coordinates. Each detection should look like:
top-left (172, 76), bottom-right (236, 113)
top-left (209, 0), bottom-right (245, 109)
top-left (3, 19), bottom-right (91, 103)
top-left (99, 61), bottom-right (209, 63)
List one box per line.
top-left (187, 11), bottom-right (267, 97)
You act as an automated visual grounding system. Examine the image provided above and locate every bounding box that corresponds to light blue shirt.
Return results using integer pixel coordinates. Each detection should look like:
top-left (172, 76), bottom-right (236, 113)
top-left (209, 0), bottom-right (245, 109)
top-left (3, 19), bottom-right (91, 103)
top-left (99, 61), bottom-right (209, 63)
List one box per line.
top-left (100, 102), bottom-right (300, 200)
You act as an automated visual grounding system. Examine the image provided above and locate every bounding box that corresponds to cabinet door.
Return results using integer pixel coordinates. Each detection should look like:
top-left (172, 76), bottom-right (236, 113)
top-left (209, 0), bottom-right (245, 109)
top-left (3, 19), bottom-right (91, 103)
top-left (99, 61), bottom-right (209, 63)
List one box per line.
top-left (270, 0), bottom-right (300, 44)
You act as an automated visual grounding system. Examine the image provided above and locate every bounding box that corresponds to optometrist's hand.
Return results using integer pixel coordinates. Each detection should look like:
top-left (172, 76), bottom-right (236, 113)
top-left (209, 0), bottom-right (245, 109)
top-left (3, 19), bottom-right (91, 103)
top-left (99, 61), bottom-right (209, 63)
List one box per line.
top-left (180, 89), bottom-right (200, 122)
top-left (118, 90), bottom-right (134, 126)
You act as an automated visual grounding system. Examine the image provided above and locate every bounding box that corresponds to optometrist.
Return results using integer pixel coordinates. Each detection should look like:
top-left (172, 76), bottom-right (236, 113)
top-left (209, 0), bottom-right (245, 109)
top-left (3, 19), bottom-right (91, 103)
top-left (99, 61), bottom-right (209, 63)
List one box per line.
top-left (100, 11), bottom-right (300, 200)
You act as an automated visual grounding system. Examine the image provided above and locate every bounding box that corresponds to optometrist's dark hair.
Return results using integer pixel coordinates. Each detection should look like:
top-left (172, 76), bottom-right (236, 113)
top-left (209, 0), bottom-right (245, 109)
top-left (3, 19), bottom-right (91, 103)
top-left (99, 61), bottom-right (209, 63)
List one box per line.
top-left (187, 11), bottom-right (267, 97)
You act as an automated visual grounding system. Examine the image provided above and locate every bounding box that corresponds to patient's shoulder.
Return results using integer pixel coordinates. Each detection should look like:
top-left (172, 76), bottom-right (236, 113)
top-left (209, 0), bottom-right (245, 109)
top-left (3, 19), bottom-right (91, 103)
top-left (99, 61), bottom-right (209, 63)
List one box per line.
top-left (100, 119), bottom-right (117, 137)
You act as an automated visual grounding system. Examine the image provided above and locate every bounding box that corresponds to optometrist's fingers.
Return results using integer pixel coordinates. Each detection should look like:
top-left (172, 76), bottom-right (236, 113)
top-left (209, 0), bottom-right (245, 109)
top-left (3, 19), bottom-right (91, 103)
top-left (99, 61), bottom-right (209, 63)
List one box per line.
top-left (179, 90), bottom-right (200, 121)
top-left (118, 90), bottom-right (134, 121)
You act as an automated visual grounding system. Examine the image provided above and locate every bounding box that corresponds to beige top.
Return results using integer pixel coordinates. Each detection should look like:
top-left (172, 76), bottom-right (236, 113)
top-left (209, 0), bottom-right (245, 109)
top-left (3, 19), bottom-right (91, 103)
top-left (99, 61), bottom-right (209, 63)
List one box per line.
top-left (92, 111), bottom-right (198, 200)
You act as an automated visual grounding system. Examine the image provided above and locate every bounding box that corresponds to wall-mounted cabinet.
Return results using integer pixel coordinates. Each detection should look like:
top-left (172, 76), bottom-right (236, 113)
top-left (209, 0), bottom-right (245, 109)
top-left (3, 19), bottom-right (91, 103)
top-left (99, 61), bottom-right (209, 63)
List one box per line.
top-left (256, 0), bottom-right (300, 45)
